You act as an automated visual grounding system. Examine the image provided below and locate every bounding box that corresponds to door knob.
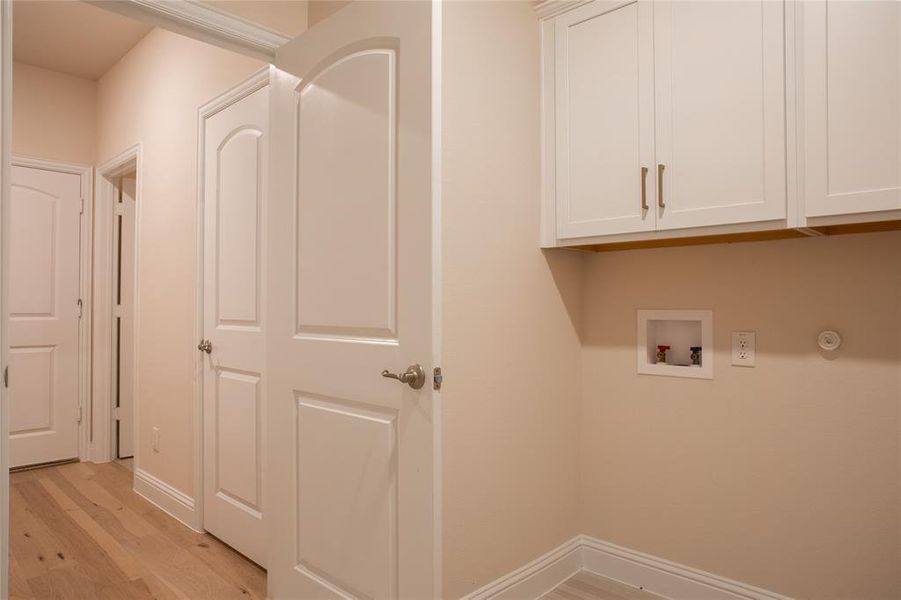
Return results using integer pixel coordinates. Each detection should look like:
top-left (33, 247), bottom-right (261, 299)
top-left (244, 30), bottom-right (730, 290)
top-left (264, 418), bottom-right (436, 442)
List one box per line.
top-left (381, 364), bottom-right (426, 390)
top-left (198, 339), bottom-right (212, 354)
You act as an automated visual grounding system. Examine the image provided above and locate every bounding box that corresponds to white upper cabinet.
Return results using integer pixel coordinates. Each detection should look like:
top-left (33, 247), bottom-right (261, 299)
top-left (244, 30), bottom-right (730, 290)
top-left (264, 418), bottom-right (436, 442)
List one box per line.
top-left (803, 1), bottom-right (901, 218)
top-left (546, 0), bottom-right (787, 243)
top-left (555, 1), bottom-right (655, 239)
top-left (653, 1), bottom-right (787, 230)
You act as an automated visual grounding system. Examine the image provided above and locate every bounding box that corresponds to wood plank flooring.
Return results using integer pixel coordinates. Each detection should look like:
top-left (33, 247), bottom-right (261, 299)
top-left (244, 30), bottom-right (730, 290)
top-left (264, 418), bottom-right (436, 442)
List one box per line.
top-left (541, 570), bottom-right (666, 600)
top-left (10, 461), bottom-right (266, 600)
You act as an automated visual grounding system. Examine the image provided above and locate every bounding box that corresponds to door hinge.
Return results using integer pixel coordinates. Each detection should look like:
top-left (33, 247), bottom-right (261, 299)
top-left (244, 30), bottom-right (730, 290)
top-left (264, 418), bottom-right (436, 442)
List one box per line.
top-left (3, 366), bottom-right (8, 389)
top-left (114, 203), bottom-right (125, 216)
top-left (77, 298), bottom-right (83, 319)
top-left (76, 406), bottom-right (83, 424)
top-left (80, 197), bottom-right (85, 214)
top-left (113, 304), bottom-right (122, 319)
top-left (433, 366), bottom-right (443, 391)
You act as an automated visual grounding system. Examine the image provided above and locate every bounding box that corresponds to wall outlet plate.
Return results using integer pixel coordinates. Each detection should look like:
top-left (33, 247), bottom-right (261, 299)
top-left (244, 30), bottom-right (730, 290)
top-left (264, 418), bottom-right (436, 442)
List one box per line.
top-left (731, 331), bottom-right (756, 367)
top-left (152, 427), bottom-right (160, 452)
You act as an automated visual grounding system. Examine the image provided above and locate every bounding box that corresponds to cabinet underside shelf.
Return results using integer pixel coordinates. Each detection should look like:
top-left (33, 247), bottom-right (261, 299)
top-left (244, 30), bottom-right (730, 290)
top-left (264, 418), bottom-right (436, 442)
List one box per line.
top-left (569, 219), bottom-right (901, 253)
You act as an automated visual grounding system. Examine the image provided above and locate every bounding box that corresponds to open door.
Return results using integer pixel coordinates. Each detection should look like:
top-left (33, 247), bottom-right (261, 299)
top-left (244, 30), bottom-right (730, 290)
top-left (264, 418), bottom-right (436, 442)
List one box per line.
top-left (266, 2), bottom-right (437, 598)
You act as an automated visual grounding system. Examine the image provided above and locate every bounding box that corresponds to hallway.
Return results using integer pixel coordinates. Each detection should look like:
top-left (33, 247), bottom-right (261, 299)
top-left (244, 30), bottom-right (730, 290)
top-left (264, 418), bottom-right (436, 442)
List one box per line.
top-left (9, 462), bottom-right (265, 600)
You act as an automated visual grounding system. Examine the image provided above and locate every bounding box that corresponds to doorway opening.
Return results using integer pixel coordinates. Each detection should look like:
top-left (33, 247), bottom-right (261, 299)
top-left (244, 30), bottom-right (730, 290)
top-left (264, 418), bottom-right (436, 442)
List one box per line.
top-left (94, 148), bottom-right (140, 471)
top-left (112, 171), bottom-right (137, 464)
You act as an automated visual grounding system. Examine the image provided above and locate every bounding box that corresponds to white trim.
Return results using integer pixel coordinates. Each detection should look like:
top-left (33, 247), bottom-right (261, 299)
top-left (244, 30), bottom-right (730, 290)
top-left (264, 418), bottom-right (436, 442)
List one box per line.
top-left (532, 0), bottom-right (595, 21)
top-left (0, 3), bottom-right (13, 597)
top-left (463, 535), bottom-right (794, 600)
top-left (194, 67), bottom-right (271, 536)
top-left (10, 156), bottom-right (93, 463)
top-left (85, 0), bottom-right (290, 61)
top-left (93, 145), bottom-right (142, 465)
top-left (461, 537), bottom-right (583, 600)
top-left (430, 2), bottom-right (444, 597)
top-left (133, 467), bottom-right (201, 531)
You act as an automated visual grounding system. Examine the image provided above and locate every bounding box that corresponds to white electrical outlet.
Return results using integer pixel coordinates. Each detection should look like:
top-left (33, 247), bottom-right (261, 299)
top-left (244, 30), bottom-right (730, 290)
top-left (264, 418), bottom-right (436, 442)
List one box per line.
top-left (152, 427), bottom-right (160, 452)
top-left (732, 331), bottom-right (756, 367)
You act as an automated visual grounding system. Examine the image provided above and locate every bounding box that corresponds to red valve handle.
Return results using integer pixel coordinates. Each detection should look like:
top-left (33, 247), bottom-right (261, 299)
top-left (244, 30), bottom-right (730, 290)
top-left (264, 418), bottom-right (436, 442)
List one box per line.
top-left (656, 345), bottom-right (671, 351)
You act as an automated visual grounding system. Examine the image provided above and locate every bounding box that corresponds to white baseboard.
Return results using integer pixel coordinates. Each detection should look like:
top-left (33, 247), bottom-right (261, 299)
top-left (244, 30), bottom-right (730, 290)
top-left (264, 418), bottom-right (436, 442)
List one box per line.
top-left (462, 535), bottom-right (793, 600)
top-left (462, 536), bottom-right (583, 600)
top-left (133, 467), bottom-right (202, 532)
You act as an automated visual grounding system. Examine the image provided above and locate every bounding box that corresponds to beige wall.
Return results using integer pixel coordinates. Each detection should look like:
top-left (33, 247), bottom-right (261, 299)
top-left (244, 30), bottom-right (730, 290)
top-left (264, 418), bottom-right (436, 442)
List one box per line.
top-left (12, 61), bottom-right (96, 164)
top-left (580, 232), bottom-right (901, 599)
top-left (96, 28), bottom-right (264, 495)
top-left (307, 0), bottom-right (350, 27)
top-left (441, 2), bottom-right (584, 597)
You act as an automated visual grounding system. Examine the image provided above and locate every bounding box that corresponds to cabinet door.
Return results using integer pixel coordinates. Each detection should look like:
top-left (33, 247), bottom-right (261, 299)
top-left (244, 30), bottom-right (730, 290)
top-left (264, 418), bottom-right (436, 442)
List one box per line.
top-left (803, 1), bottom-right (901, 218)
top-left (654, 1), bottom-right (787, 230)
top-left (555, 0), bottom-right (655, 239)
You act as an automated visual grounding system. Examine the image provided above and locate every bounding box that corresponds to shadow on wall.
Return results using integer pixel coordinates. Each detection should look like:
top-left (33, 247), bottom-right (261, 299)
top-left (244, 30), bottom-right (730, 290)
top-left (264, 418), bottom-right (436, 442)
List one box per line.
top-left (543, 248), bottom-right (586, 342)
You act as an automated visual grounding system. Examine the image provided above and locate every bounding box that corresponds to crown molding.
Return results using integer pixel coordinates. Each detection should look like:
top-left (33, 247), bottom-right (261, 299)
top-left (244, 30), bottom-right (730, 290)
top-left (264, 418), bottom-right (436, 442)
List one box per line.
top-left (533, 0), bottom-right (595, 20)
top-left (86, 0), bottom-right (291, 61)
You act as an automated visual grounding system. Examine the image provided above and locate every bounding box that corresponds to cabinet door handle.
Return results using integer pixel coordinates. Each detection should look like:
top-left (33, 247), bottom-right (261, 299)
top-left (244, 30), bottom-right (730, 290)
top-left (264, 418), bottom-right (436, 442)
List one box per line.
top-left (657, 164), bottom-right (666, 208)
top-left (640, 166), bottom-right (649, 210)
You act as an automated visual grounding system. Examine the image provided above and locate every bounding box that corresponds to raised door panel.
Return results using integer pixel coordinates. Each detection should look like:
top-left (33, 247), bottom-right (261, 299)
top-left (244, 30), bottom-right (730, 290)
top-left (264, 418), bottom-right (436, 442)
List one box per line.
top-left (295, 49), bottom-right (396, 342)
top-left (215, 369), bottom-right (262, 515)
top-left (8, 346), bottom-right (54, 434)
top-left (804, 1), bottom-right (901, 217)
top-left (217, 130), bottom-right (262, 327)
top-left (9, 188), bottom-right (56, 317)
top-left (555, 0), bottom-right (655, 239)
top-left (295, 395), bottom-right (397, 599)
top-left (654, 1), bottom-right (787, 230)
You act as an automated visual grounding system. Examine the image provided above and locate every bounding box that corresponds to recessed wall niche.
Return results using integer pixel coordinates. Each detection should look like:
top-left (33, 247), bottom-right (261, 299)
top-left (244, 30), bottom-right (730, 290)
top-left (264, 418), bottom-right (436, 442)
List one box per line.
top-left (637, 310), bottom-right (713, 380)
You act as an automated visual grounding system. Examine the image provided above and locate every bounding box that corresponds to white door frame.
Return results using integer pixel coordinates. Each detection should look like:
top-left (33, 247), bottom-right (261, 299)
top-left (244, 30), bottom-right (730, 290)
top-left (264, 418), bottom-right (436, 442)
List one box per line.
top-left (193, 67), bottom-right (270, 534)
top-left (10, 155), bottom-right (93, 464)
top-left (92, 145), bottom-right (142, 465)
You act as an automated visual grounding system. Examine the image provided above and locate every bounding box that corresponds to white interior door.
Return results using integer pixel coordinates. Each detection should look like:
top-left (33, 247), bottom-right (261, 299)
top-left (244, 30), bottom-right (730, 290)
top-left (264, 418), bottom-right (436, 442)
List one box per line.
top-left (202, 82), bottom-right (269, 567)
top-left (653, 0), bottom-right (786, 230)
top-left (115, 175), bottom-right (136, 458)
top-left (8, 165), bottom-right (81, 468)
top-left (555, 0), bottom-right (655, 239)
top-left (267, 1), bottom-right (435, 598)
top-left (803, 0), bottom-right (901, 218)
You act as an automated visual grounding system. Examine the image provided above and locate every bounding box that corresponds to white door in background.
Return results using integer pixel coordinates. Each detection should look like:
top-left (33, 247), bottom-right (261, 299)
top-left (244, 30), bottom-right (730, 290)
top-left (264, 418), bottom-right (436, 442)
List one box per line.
top-left (803, 0), bottom-right (901, 218)
top-left (653, 0), bottom-right (786, 230)
top-left (202, 82), bottom-right (269, 567)
top-left (268, 2), bottom-right (435, 598)
top-left (8, 165), bottom-right (81, 468)
top-left (115, 175), bottom-right (136, 458)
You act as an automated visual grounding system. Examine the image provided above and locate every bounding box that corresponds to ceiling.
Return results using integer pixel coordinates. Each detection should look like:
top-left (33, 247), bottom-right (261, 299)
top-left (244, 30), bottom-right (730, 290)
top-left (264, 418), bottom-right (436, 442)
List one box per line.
top-left (13, 1), bottom-right (154, 80)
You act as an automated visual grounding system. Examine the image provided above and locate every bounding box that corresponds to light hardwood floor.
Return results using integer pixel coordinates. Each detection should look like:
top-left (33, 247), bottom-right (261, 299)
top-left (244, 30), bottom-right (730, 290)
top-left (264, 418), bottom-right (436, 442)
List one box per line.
top-left (541, 570), bottom-right (666, 600)
top-left (9, 461), bottom-right (266, 600)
